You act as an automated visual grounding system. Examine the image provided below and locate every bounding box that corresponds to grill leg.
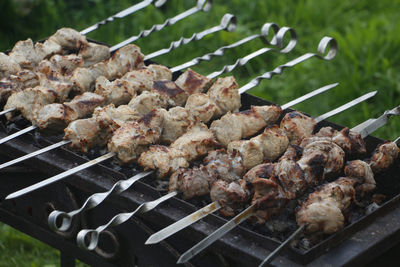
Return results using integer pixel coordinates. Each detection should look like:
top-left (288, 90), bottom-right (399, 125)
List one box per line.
top-left (60, 251), bottom-right (76, 267)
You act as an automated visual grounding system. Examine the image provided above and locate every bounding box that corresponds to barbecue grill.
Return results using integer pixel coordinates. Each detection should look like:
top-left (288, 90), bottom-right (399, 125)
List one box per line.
top-left (1, 2), bottom-right (400, 267)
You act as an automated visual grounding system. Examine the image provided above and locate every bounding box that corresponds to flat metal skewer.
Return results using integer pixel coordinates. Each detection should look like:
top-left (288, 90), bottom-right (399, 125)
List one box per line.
top-left (0, 13), bottom-right (236, 145)
top-left (176, 91), bottom-right (378, 264)
top-left (110, 0), bottom-right (212, 52)
top-left (49, 82), bottom-right (336, 234)
top-left (80, 0), bottom-right (168, 35)
top-left (4, 24), bottom-right (292, 198)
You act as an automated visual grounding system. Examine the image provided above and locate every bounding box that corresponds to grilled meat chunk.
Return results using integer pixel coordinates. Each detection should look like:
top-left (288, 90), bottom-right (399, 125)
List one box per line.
top-left (161, 107), bottom-right (195, 144)
top-left (8, 39), bottom-right (45, 69)
top-left (174, 68), bottom-right (212, 95)
top-left (152, 80), bottom-right (188, 107)
top-left (296, 177), bottom-right (356, 235)
top-left (210, 179), bottom-right (250, 217)
top-left (128, 91), bottom-right (169, 117)
top-left (37, 54), bottom-right (84, 76)
top-left (94, 76), bottom-right (137, 106)
top-left (122, 64), bottom-right (172, 93)
top-left (0, 53), bottom-right (22, 78)
top-left (297, 140), bottom-right (345, 185)
top-left (280, 111), bottom-right (316, 145)
top-left (316, 127), bottom-right (367, 155)
top-left (204, 149), bottom-right (245, 182)
top-left (35, 92), bottom-right (105, 131)
top-left (0, 70), bottom-right (39, 101)
top-left (244, 163), bottom-right (276, 183)
top-left (169, 166), bottom-right (216, 199)
top-left (211, 105), bottom-right (282, 147)
top-left (228, 125), bottom-right (289, 169)
top-left (344, 160), bottom-right (376, 195)
top-left (138, 123), bottom-right (218, 177)
top-left (79, 42), bottom-right (110, 67)
top-left (184, 93), bottom-right (219, 122)
top-left (108, 109), bottom-right (165, 164)
top-left (369, 141), bottom-right (399, 173)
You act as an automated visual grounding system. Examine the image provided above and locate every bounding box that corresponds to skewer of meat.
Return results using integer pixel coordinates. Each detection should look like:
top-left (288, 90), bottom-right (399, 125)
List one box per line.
top-left (144, 93), bottom-right (374, 244)
top-left (48, 82), bottom-right (337, 234)
top-left (0, 0), bottom-right (170, 91)
top-left (259, 138), bottom-right (399, 266)
top-left (0, 13), bottom-right (237, 145)
top-left (0, 20), bottom-right (280, 170)
top-left (3, 24), bottom-right (301, 202)
top-left (176, 105), bottom-right (397, 264)
top-left (0, 0), bottom-right (211, 119)
top-left (74, 91), bottom-right (374, 251)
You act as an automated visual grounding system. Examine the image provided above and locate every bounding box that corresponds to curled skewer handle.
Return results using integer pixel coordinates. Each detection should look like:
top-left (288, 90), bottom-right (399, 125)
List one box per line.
top-left (145, 13), bottom-right (237, 60)
top-left (238, 36), bottom-right (338, 94)
top-left (207, 25), bottom-right (297, 79)
top-left (48, 171), bottom-right (153, 232)
top-left (110, 0), bottom-right (213, 52)
top-left (80, 0), bottom-right (168, 35)
top-left (77, 191), bottom-right (178, 250)
top-left (170, 21), bottom-right (281, 73)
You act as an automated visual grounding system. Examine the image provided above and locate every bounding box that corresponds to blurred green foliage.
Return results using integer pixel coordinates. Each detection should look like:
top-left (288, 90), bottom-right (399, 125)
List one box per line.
top-left (0, 0), bottom-right (400, 265)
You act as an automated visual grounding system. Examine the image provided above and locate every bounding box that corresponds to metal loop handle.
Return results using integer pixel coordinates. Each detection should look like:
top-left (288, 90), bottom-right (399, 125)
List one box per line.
top-left (259, 23), bottom-right (280, 46)
top-left (48, 171), bottom-right (153, 232)
top-left (110, 0), bottom-right (211, 52)
top-left (207, 26), bottom-right (297, 79)
top-left (80, 0), bottom-right (167, 35)
top-left (145, 13), bottom-right (236, 60)
top-left (238, 36), bottom-right (338, 94)
top-left (77, 191), bottom-right (177, 250)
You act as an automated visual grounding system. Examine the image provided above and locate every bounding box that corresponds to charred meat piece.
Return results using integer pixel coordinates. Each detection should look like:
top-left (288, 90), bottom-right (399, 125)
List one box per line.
top-left (128, 91), bottom-right (169, 117)
top-left (36, 54), bottom-right (84, 76)
top-left (79, 42), bottom-right (110, 67)
top-left (184, 93), bottom-right (219, 123)
top-left (243, 163), bottom-right (276, 183)
top-left (210, 179), bottom-right (250, 217)
top-left (0, 70), bottom-right (39, 101)
top-left (297, 140), bottom-right (345, 185)
top-left (169, 166), bottom-right (216, 199)
top-left (34, 92), bottom-right (105, 131)
top-left (0, 53), bottom-right (22, 78)
top-left (369, 141), bottom-right (399, 173)
top-left (280, 111), bottom-right (316, 145)
top-left (161, 107), bottom-right (195, 144)
top-left (174, 68), bottom-right (212, 95)
top-left (211, 105), bottom-right (282, 147)
top-left (152, 80), bottom-right (188, 107)
top-left (108, 109), bottom-right (165, 164)
top-left (296, 177), bottom-right (356, 235)
top-left (122, 64), bottom-right (172, 93)
top-left (344, 160), bottom-right (376, 195)
top-left (94, 76), bottom-right (137, 106)
top-left (204, 149), bottom-right (246, 183)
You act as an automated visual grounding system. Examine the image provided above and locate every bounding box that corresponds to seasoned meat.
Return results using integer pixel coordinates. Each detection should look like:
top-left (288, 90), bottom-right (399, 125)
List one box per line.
top-left (244, 163), bottom-right (276, 183)
top-left (316, 127), bottom-right (367, 155)
top-left (0, 70), bottom-right (39, 101)
top-left (204, 149), bottom-right (245, 182)
top-left (344, 160), bottom-right (376, 195)
top-left (138, 145), bottom-right (189, 178)
top-left (297, 140), bottom-right (345, 185)
top-left (175, 68), bottom-right (212, 95)
top-left (37, 54), bottom-right (84, 76)
top-left (4, 86), bottom-right (58, 121)
top-left (139, 123), bottom-right (218, 177)
top-left (108, 109), bottom-right (165, 164)
top-left (122, 64), bottom-right (172, 93)
top-left (71, 44), bottom-right (144, 93)
top-left (94, 76), bottom-right (137, 106)
top-left (161, 107), bottom-right (195, 144)
top-left (45, 27), bottom-right (88, 51)
top-left (369, 141), bottom-right (399, 173)
top-left (79, 42), bottom-right (110, 67)
top-left (210, 179), bottom-right (250, 217)
top-left (8, 39), bottom-right (43, 69)
top-left (207, 76), bottom-right (240, 115)
top-left (250, 176), bottom-right (287, 224)
top-left (152, 80), bottom-right (188, 107)
top-left (296, 177), bottom-right (356, 234)
top-left (280, 111), bottom-right (316, 145)
top-left (34, 92), bottom-right (105, 131)
top-left (169, 166), bottom-right (216, 199)
top-left (184, 93), bottom-right (219, 122)
top-left (0, 52), bottom-right (22, 78)
top-left (128, 91), bottom-right (169, 117)
top-left (228, 125), bottom-right (289, 169)
top-left (211, 105), bottom-right (282, 147)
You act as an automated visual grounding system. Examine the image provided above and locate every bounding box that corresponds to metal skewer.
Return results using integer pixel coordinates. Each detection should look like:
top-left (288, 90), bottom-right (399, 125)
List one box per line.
top-left (110, 0), bottom-right (213, 51)
top-left (49, 82), bottom-right (337, 234)
top-left (80, 0), bottom-right (168, 35)
top-left (176, 91), bottom-right (378, 264)
top-left (4, 24), bottom-right (293, 199)
top-left (0, 13), bottom-right (236, 146)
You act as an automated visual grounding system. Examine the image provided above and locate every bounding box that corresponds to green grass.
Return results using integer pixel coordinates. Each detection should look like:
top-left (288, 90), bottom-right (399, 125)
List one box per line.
top-left (1, 0), bottom-right (400, 264)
